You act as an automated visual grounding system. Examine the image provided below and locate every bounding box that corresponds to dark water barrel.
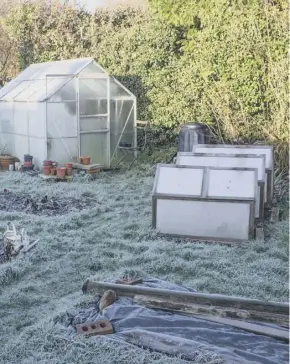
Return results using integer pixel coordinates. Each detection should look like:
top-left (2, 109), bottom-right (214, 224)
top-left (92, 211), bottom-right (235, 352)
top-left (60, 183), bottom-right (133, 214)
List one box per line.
top-left (178, 122), bottom-right (209, 152)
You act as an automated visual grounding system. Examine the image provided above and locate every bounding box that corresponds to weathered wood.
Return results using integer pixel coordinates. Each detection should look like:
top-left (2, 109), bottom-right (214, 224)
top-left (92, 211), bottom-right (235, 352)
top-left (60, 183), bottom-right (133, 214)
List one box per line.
top-left (133, 295), bottom-right (289, 327)
top-left (270, 207), bottom-right (280, 222)
top-left (255, 227), bottom-right (264, 242)
top-left (134, 296), bottom-right (288, 341)
top-left (82, 280), bottom-right (289, 315)
top-left (117, 278), bottom-right (143, 285)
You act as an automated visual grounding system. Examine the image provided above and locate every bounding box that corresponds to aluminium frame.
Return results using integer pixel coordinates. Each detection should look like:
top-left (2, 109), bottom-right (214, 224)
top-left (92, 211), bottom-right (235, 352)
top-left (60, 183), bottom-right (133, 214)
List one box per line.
top-left (152, 164), bottom-right (257, 243)
top-left (192, 144), bottom-right (274, 205)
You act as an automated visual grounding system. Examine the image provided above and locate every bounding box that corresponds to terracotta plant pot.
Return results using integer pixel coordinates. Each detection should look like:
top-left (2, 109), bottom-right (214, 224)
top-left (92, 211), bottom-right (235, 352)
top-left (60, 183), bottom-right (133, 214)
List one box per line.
top-left (0, 156), bottom-right (16, 171)
top-left (43, 160), bottom-right (53, 167)
top-left (78, 157), bottom-right (83, 164)
top-left (43, 166), bottom-right (51, 176)
top-left (50, 167), bottom-right (56, 176)
top-left (82, 156), bottom-right (91, 165)
top-left (57, 167), bottom-right (66, 178)
top-left (65, 163), bottom-right (73, 169)
top-left (66, 168), bottom-right (72, 176)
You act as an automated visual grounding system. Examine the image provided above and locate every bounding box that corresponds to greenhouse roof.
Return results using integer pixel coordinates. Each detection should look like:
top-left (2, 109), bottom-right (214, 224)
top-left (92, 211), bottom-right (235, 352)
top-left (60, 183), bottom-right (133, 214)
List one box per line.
top-left (0, 58), bottom-right (108, 102)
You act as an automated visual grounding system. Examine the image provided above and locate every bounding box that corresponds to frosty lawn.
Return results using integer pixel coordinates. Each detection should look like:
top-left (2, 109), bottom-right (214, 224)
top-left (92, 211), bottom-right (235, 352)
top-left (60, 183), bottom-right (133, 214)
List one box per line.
top-left (0, 166), bottom-right (288, 364)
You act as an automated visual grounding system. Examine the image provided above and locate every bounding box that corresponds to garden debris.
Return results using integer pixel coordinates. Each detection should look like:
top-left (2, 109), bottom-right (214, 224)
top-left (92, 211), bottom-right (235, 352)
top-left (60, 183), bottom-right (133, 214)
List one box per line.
top-left (1, 223), bottom-right (40, 262)
top-left (98, 290), bottom-right (117, 312)
top-left (118, 276), bottom-right (143, 285)
top-left (72, 278), bottom-right (289, 364)
top-left (76, 320), bottom-right (113, 336)
top-left (0, 189), bottom-right (94, 216)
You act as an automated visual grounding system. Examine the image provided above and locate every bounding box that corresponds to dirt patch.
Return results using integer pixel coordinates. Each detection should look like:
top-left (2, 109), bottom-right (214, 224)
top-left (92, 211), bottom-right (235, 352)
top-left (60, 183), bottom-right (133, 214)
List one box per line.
top-left (0, 189), bottom-right (95, 216)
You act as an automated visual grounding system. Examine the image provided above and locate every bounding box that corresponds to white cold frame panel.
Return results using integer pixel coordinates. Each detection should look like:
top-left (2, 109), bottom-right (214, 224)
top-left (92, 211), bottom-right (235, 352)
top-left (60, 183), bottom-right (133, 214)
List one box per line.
top-left (152, 164), bottom-right (256, 242)
top-left (156, 199), bottom-right (251, 241)
top-left (154, 165), bottom-right (204, 196)
top-left (207, 169), bottom-right (256, 199)
top-left (176, 153), bottom-right (266, 219)
top-left (192, 144), bottom-right (274, 204)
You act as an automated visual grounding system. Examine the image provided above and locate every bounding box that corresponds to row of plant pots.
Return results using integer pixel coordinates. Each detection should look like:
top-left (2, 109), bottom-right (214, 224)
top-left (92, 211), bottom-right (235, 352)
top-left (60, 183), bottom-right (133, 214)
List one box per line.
top-left (42, 161), bottom-right (73, 177)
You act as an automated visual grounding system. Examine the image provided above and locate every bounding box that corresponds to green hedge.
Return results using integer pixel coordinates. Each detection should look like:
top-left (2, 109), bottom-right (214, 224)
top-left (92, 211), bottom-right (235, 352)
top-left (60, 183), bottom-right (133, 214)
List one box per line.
top-left (2, 0), bottom-right (288, 167)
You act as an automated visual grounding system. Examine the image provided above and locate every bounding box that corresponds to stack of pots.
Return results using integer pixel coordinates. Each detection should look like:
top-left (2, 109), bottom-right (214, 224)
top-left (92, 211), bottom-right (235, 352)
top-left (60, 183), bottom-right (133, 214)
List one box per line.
top-left (42, 160), bottom-right (73, 178)
top-left (42, 160), bottom-right (53, 175)
top-left (23, 155), bottom-right (34, 171)
top-left (65, 163), bottom-right (73, 176)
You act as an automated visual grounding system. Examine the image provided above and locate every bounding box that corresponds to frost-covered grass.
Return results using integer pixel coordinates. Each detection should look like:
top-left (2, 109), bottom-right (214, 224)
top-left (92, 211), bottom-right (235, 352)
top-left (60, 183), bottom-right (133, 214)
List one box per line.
top-left (0, 166), bottom-right (288, 364)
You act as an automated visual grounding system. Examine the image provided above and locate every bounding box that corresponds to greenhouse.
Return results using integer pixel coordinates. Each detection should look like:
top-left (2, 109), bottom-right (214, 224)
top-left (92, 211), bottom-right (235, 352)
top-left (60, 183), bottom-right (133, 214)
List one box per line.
top-left (0, 58), bottom-right (137, 167)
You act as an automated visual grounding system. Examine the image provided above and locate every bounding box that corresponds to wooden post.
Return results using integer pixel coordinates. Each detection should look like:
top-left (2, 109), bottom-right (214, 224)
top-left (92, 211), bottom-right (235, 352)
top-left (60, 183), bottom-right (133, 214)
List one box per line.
top-left (82, 280), bottom-right (289, 315)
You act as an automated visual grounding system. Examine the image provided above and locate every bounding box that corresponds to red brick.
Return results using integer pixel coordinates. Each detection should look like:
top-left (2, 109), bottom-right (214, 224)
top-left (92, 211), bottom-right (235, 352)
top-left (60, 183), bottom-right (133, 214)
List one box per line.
top-left (76, 320), bottom-right (113, 336)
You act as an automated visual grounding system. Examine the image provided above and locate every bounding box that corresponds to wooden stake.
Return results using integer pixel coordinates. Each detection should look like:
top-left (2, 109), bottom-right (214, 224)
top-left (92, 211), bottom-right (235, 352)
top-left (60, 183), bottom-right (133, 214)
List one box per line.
top-left (255, 228), bottom-right (264, 242)
top-left (270, 207), bottom-right (280, 222)
top-left (82, 280), bottom-right (289, 315)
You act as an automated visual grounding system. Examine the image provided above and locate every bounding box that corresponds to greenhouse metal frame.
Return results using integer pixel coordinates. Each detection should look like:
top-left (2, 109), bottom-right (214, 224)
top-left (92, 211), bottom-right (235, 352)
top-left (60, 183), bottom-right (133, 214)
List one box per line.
top-left (0, 58), bottom-right (137, 167)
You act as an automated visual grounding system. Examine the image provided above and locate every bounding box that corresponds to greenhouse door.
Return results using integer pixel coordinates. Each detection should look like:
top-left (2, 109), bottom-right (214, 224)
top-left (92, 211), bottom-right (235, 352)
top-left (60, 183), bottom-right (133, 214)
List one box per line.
top-left (78, 76), bottom-right (110, 166)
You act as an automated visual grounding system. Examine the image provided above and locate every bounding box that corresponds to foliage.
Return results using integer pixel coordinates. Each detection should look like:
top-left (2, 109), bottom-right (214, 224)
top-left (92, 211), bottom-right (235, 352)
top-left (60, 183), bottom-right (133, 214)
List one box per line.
top-left (1, 0), bottom-right (289, 168)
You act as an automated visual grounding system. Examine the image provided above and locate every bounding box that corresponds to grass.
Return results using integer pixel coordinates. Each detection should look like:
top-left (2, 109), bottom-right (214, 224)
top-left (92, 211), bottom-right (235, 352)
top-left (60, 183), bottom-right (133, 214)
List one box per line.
top-left (0, 165), bottom-right (288, 364)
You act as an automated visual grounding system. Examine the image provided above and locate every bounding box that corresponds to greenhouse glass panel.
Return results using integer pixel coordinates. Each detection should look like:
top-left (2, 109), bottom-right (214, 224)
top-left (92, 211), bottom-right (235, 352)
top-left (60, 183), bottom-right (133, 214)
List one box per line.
top-left (80, 116), bottom-right (107, 131)
top-left (80, 132), bottom-right (108, 166)
top-left (79, 62), bottom-right (105, 75)
top-left (47, 102), bottom-right (77, 138)
top-left (49, 78), bottom-right (77, 102)
top-left (110, 78), bottom-right (132, 98)
top-left (15, 80), bottom-right (46, 101)
top-left (0, 81), bottom-right (21, 99)
top-left (1, 81), bottom-right (32, 100)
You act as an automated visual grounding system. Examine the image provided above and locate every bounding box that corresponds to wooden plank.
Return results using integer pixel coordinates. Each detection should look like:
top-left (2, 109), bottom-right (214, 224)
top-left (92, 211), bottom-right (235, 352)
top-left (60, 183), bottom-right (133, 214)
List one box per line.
top-left (82, 280), bottom-right (289, 315)
top-left (270, 207), bottom-right (280, 222)
top-left (117, 278), bottom-right (143, 285)
top-left (133, 295), bottom-right (289, 327)
top-left (39, 174), bottom-right (72, 181)
top-left (255, 228), bottom-right (265, 242)
top-left (72, 163), bottom-right (102, 171)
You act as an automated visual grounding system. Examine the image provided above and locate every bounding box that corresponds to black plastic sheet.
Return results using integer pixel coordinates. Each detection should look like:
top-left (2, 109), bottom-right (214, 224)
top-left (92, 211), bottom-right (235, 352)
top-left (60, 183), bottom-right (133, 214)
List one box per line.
top-left (71, 278), bottom-right (289, 364)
